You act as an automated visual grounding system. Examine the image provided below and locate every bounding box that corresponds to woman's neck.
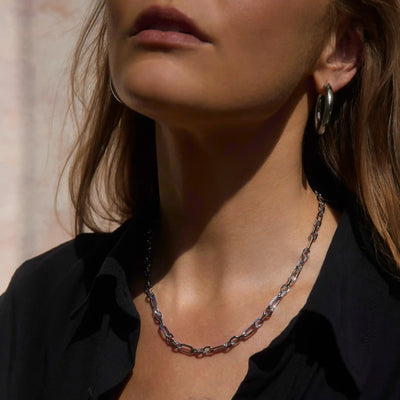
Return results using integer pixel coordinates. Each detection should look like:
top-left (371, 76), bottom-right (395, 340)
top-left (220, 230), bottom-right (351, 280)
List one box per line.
top-left (151, 94), bottom-right (339, 305)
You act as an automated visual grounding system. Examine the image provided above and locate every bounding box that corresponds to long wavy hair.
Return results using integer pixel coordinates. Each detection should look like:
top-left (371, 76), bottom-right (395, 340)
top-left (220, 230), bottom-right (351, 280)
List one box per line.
top-left (62, 1), bottom-right (400, 278)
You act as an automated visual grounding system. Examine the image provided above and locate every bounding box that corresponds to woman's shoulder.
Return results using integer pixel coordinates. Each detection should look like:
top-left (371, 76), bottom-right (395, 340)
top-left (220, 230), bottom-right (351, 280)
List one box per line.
top-left (4, 235), bottom-right (101, 292)
top-left (0, 217), bottom-right (139, 399)
top-left (5, 231), bottom-right (114, 294)
top-left (0, 217), bottom-right (140, 307)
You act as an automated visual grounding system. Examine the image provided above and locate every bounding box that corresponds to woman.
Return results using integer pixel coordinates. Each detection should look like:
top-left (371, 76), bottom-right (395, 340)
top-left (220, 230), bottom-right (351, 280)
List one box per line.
top-left (1, 0), bottom-right (400, 399)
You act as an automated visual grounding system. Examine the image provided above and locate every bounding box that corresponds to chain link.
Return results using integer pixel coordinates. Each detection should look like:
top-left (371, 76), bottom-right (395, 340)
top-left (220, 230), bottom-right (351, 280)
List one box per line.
top-left (144, 191), bottom-right (325, 356)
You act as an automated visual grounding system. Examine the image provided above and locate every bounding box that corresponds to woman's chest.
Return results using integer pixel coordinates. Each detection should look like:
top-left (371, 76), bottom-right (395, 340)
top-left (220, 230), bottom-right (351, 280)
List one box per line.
top-left (116, 351), bottom-right (249, 400)
top-left (114, 265), bottom-right (322, 400)
top-left (115, 298), bottom-right (309, 400)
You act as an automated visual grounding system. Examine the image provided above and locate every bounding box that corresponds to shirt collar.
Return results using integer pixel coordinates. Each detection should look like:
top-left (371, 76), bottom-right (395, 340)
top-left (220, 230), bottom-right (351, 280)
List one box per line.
top-left (69, 217), bottom-right (146, 321)
top-left (302, 211), bottom-right (391, 393)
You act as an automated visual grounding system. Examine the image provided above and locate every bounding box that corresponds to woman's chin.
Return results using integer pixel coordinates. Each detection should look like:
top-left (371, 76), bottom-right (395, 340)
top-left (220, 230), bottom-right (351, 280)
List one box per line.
top-left (125, 96), bottom-right (215, 130)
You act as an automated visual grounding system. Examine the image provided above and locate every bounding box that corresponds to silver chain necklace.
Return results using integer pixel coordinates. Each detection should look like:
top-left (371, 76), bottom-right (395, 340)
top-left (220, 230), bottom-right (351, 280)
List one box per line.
top-left (144, 191), bottom-right (325, 356)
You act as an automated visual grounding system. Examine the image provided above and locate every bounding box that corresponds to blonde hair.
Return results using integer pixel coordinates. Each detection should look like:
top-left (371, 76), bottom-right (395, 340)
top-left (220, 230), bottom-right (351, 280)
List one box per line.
top-left (63, 1), bottom-right (400, 278)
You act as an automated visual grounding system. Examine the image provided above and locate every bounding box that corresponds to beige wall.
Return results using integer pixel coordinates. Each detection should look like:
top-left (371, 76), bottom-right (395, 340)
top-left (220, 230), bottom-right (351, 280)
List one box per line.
top-left (0, 0), bottom-right (88, 293)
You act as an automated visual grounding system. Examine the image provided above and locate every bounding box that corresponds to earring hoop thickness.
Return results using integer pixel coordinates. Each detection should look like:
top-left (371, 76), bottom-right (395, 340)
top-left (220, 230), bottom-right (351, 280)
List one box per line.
top-left (314, 83), bottom-right (334, 135)
top-left (110, 79), bottom-right (122, 104)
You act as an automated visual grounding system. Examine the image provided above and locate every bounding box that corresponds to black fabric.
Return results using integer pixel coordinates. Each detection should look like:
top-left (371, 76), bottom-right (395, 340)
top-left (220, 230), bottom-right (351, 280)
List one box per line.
top-left (1, 211), bottom-right (400, 399)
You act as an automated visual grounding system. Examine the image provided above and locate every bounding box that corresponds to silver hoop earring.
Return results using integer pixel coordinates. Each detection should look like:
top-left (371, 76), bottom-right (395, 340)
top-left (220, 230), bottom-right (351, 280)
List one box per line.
top-left (110, 79), bottom-right (122, 104)
top-left (314, 83), bottom-right (334, 135)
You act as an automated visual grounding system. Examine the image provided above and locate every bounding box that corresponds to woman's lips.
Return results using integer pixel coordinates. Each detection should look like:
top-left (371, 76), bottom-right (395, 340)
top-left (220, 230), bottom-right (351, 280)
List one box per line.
top-left (132, 29), bottom-right (204, 47)
top-left (130, 5), bottom-right (210, 48)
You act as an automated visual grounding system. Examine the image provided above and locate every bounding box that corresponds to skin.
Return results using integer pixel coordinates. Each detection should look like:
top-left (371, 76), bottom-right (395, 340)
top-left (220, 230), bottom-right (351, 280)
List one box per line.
top-left (108, 0), bottom-right (331, 128)
top-left (105, 1), bottom-right (362, 398)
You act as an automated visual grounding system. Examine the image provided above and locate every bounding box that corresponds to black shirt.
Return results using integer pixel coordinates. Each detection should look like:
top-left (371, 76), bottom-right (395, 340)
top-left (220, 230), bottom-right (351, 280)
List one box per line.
top-left (1, 211), bottom-right (400, 399)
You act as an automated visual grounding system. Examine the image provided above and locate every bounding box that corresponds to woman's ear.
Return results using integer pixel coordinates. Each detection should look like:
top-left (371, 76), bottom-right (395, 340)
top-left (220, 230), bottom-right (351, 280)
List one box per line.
top-left (313, 22), bottom-right (364, 93)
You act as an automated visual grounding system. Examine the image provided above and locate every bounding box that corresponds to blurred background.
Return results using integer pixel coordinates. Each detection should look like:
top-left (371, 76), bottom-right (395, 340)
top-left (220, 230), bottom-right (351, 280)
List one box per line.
top-left (0, 0), bottom-right (87, 293)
